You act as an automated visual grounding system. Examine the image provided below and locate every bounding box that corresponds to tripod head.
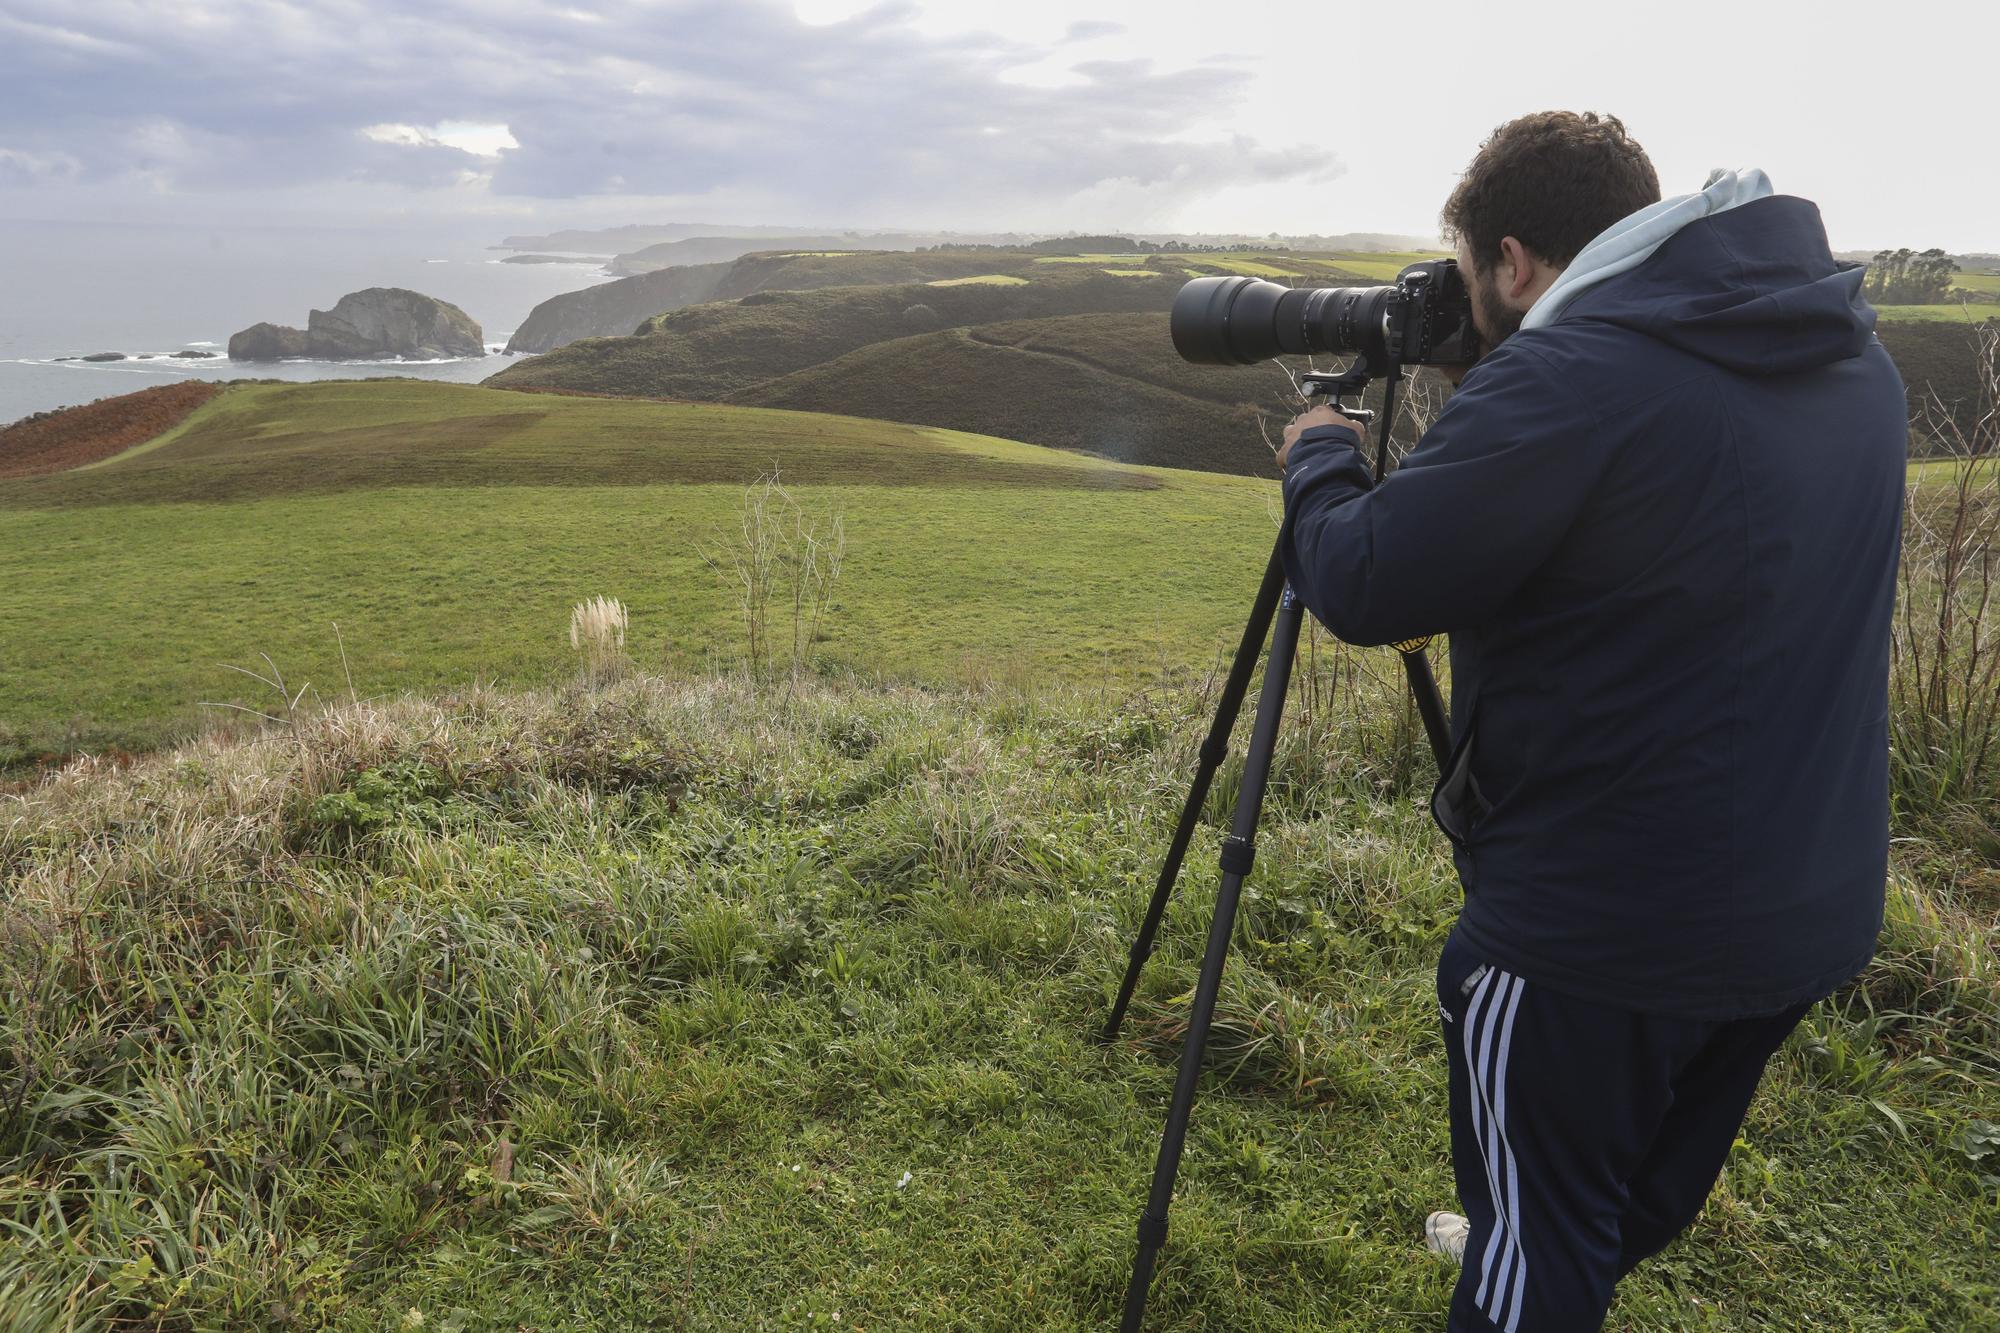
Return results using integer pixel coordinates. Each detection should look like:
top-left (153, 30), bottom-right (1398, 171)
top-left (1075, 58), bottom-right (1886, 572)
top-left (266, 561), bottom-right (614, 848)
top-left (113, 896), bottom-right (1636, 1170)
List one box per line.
top-left (1297, 359), bottom-right (1380, 427)
top-left (1297, 351), bottom-right (1407, 480)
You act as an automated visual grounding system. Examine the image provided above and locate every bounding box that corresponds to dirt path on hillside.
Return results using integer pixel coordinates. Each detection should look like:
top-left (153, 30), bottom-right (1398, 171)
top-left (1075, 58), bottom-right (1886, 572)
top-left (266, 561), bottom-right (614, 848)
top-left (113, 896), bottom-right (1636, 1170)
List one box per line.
top-left (0, 381), bottom-right (225, 480)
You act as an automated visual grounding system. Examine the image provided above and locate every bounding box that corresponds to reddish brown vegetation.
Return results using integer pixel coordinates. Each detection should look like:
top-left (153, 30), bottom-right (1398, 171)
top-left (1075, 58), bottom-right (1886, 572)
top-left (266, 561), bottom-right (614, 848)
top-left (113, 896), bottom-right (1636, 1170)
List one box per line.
top-left (0, 381), bottom-right (224, 479)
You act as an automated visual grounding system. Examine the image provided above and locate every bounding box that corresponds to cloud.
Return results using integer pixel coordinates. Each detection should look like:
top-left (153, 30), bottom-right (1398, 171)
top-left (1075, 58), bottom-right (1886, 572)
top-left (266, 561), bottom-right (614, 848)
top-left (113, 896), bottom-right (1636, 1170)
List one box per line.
top-left (0, 146), bottom-right (83, 184)
top-left (0, 12), bottom-right (146, 60)
top-left (364, 122), bottom-right (521, 158)
top-left (0, 0), bottom-right (1343, 227)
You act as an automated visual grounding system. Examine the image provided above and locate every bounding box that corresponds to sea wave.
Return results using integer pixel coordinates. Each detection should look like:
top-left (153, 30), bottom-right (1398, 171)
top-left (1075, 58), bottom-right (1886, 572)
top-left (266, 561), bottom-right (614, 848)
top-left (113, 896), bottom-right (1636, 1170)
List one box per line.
top-left (16, 353), bottom-right (493, 368)
top-left (42, 361), bottom-right (192, 377)
top-left (331, 355), bottom-right (487, 365)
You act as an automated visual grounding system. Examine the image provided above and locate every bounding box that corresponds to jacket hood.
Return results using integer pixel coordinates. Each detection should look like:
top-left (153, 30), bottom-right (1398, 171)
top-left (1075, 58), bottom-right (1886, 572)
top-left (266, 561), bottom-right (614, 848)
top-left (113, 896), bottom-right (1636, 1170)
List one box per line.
top-left (1528, 175), bottom-right (1876, 376)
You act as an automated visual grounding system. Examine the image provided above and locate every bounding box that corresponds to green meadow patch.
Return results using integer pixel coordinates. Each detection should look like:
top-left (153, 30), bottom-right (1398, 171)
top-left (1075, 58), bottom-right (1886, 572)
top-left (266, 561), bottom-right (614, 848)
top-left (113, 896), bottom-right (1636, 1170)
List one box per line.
top-left (1169, 257), bottom-right (1294, 278)
top-left (1033, 254), bottom-right (1155, 264)
top-left (1874, 304), bottom-right (2000, 324)
top-left (0, 380), bottom-right (1274, 764)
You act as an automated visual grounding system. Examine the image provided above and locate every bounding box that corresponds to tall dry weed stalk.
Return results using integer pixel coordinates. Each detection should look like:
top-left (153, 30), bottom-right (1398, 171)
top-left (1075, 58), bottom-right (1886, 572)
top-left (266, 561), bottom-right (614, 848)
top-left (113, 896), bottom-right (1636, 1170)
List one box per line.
top-left (705, 473), bottom-right (846, 677)
top-left (569, 596), bottom-right (629, 687)
top-left (1892, 323), bottom-right (2000, 832)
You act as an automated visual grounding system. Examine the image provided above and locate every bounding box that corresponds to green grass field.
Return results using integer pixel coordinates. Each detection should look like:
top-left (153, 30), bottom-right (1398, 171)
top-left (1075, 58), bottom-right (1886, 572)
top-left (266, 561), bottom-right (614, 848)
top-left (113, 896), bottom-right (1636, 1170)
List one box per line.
top-left (0, 381), bottom-right (1275, 765)
top-left (1908, 455), bottom-right (2000, 487)
top-left (1300, 252), bottom-right (1451, 282)
top-left (1875, 303), bottom-right (2000, 324)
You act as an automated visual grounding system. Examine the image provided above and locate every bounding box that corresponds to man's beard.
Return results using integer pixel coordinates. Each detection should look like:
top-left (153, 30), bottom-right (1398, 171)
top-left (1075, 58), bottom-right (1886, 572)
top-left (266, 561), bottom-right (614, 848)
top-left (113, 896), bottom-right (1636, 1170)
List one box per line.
top-left (1476, 279), bottom-right (1525, 350)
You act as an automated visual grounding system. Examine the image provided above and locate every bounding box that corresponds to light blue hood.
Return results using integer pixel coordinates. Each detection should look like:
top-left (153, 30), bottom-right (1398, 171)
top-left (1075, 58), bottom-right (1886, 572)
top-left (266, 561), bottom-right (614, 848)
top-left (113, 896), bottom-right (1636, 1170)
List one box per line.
top-left (1520, 168), bottom-right (1775, 331)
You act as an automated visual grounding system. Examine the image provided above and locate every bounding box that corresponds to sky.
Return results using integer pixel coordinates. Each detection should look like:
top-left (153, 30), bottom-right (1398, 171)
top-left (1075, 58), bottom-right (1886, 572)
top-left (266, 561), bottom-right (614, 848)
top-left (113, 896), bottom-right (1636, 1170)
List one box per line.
top-left (1, 0), bottom-right (1993, 251)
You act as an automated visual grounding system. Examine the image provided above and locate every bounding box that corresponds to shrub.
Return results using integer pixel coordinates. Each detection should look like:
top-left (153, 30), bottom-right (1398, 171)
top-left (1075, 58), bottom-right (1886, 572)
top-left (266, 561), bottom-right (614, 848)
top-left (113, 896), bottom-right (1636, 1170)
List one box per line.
top-left (1892, 323), bottom-right (1999, 839)
top-left (702, 474), bottom-right (845, 678)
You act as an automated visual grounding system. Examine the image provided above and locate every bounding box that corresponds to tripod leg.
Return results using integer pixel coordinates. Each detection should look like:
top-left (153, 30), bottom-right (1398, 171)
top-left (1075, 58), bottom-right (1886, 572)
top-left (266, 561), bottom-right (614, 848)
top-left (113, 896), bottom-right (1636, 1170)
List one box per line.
top-left (1101, 540), bottom-right (1286, 1044)
top-left (1399, 648), bottom-right (1452, 770)
top-left (1375, 365), bottom-right (1455, 773)
top-left (1119, 587), bottom-right (1306, 1333)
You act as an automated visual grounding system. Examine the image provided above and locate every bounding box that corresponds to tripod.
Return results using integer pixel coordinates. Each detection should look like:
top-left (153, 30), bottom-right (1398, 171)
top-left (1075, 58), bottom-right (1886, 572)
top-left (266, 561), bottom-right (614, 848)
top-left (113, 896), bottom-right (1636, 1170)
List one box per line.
top-left (1101, 363), bottom-right (1453, 1332)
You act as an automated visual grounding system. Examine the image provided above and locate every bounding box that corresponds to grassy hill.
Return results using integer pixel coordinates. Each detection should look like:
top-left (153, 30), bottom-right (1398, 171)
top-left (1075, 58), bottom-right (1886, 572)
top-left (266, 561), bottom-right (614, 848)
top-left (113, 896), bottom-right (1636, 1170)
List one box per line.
top-left (727, 315), bottom-right (1290, 475)
top-left (0, 379), bottom-right (1276, 766)
top-left (504, 261), bottom-right (739, 354)
top-left (2, 673), bottom-right (1992, 1329)
top-left (488, 271), bottom-right (1182, 400)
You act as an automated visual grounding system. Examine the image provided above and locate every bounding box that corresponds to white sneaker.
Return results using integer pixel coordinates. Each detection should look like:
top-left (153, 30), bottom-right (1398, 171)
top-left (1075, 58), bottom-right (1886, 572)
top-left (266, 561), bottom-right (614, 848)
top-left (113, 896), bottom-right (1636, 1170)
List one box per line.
top-left (1425, 1211), bottom-right (1469, 1264)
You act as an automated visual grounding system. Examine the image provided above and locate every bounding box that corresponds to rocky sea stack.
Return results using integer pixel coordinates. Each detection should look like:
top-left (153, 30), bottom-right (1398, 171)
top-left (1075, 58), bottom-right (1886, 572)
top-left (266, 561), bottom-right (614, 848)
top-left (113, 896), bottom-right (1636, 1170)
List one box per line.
top-left (227, 323), bottom-right (308, 361)
top-left (228, 288), bottom-right (483, 361)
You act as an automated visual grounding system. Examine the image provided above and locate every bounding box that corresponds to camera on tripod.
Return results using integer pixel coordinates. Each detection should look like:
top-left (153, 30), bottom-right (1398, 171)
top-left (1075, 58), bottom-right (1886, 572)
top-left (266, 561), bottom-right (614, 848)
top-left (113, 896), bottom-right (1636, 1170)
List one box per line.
top-left (1106, 261), bottom-right (1470, 1330)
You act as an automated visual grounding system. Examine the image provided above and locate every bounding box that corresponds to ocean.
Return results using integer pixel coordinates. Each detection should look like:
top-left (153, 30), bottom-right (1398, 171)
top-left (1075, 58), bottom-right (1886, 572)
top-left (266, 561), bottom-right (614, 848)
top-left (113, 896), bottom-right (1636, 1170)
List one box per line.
top-left (0, 218), bottom-right (615, 425)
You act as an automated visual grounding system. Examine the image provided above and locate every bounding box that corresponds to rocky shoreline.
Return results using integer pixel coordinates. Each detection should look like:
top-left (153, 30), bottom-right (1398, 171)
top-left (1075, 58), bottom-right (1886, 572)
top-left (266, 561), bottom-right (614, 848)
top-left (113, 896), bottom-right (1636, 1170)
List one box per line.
top-left (54, 350), bottom-right (219, 363)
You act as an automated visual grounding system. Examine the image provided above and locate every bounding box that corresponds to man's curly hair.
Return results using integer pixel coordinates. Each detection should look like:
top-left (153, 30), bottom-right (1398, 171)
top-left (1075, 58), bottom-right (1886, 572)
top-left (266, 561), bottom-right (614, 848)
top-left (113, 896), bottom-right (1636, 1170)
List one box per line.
top-left (1441, 111), bottom-right (1661, 273)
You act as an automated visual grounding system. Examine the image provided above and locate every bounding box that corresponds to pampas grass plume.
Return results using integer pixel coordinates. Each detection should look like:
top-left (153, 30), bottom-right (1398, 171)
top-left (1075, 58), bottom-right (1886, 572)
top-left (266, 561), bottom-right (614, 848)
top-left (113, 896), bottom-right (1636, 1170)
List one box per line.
top-left (569, 597), bottom-right (628, 652)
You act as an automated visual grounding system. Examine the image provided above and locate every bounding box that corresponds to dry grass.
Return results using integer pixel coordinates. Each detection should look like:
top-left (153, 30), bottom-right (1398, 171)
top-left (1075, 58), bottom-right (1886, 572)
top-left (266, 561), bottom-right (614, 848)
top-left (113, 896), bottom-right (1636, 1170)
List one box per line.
top-left (0, 381), bottom-right (223, 478)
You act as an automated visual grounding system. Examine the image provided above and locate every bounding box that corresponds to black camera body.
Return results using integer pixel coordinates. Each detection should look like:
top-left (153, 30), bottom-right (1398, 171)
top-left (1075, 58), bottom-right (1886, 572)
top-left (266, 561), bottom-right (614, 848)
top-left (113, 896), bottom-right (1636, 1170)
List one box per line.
top-left (1170, 258), bottom-right (1482, 371)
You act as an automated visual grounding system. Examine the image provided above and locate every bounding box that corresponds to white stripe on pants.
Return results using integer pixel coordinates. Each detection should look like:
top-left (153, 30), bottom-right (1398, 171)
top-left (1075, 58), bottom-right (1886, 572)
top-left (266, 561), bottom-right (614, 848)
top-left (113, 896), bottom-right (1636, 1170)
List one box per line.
top-left (1464, 969), bottom-right (1529, 1331)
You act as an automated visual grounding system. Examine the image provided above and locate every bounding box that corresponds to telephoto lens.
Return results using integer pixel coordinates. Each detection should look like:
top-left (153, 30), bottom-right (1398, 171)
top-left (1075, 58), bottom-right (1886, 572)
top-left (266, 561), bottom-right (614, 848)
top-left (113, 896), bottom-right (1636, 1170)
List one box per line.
top-left (1170, 275), bottom-right (1394, 366)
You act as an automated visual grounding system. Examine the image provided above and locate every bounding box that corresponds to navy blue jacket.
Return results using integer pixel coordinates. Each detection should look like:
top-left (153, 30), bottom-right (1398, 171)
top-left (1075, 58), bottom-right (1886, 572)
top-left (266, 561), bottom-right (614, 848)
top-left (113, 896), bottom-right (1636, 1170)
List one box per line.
top-left (1279, 196), bottom-right (1906, 1019)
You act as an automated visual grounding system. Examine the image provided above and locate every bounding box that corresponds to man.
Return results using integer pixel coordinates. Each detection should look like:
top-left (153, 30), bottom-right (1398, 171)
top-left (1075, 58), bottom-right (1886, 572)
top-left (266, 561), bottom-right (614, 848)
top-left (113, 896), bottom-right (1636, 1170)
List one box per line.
top-left (1274, 111), bottom-right (1906, 1330)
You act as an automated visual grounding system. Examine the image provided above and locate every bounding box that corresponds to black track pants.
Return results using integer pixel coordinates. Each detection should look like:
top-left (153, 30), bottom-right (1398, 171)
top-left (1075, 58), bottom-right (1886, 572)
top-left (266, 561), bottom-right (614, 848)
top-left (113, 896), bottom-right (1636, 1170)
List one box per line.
top-left (1435, 930), bottom-right (1811, 1332)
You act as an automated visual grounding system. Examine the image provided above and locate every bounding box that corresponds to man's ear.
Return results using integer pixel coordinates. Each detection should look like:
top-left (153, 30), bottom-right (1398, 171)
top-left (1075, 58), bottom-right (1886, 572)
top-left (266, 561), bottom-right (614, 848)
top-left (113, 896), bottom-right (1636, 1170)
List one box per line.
top-left (1497, 236), bottom-right (1539, 303)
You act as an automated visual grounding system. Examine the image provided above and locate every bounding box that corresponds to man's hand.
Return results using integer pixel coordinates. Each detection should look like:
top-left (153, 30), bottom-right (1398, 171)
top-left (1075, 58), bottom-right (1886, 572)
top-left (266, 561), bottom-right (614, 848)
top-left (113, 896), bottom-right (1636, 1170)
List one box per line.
top-left (1278, 405), bottom-right (1364, 468)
